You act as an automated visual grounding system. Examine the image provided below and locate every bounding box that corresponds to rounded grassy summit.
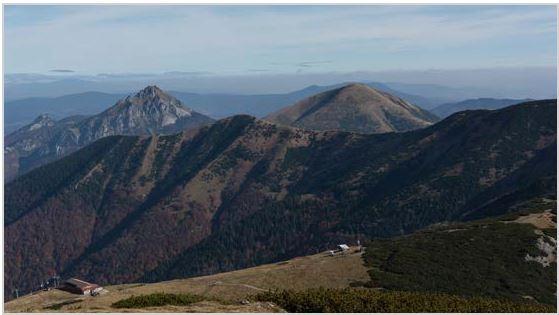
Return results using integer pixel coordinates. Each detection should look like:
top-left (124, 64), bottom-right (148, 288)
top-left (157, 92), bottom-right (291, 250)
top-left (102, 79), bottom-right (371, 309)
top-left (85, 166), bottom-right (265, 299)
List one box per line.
top-left (266, 83), bottom-right (439, 134)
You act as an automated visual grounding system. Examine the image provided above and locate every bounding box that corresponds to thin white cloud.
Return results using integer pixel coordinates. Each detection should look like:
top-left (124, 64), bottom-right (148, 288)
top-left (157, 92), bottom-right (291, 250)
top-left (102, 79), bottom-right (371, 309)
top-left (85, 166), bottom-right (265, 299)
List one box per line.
top-left (4, 5), bottom-right (556, 74)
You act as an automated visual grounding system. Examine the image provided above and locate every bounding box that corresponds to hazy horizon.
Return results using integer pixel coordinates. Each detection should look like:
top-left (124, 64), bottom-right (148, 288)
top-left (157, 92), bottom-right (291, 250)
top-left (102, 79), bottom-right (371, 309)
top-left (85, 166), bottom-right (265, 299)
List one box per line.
top-left (4, 66), bottom-right (556, 101)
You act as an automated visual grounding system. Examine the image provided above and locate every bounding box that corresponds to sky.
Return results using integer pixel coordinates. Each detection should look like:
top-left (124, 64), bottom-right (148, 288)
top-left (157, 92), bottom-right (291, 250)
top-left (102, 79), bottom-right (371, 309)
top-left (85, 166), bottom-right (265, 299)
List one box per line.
top-left (4, 5), bottom-right (557, 75)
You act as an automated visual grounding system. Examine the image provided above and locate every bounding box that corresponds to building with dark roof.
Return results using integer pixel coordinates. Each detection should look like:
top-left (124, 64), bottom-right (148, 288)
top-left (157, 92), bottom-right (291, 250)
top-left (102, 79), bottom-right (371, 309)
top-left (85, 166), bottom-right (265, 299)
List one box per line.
top-left (60, 278), bottom-right (102, 295)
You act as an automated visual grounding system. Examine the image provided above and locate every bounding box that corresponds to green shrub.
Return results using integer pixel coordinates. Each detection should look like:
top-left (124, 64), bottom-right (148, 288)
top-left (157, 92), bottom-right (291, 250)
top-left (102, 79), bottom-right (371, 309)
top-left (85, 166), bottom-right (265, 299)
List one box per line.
top-left (255, 287), bottom-right (556, 313)
top-left (363, 215), bottom-right (557, 304)
top-left (111, 292), bottom-right (205, 309)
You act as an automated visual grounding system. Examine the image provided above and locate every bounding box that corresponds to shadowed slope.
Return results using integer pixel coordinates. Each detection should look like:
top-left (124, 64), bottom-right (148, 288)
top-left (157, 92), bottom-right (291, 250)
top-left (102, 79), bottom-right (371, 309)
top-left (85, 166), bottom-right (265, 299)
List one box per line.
top-left (4, 100), bottom-right (556, 299)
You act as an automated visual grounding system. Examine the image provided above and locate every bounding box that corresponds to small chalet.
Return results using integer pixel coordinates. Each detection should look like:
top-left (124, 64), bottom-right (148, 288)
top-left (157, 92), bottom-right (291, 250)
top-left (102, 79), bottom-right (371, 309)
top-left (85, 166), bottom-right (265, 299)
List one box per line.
top-left (337, 244), bottom-right (350, 251)
top-left (60, 278), bottom-right (102, 295)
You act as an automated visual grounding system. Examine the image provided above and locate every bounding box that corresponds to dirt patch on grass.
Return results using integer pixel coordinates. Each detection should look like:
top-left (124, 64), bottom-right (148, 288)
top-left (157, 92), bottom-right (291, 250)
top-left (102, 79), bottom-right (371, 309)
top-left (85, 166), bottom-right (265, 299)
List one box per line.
top-left (511, 210), bottom-right (556, 229)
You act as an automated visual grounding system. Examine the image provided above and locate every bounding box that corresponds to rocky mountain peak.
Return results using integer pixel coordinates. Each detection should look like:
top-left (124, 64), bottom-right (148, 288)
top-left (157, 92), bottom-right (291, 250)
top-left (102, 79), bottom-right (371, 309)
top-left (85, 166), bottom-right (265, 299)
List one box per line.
top-left (5, 86), bottom-right (215, 181)
top-left (115, 86), bottom-right (193, 120)
top-left (134, 85), bottom-right (165, 99)
top-left (86, 85), bottom-right (216, 137)
top-left (124, 85), bottom-right (175, 105)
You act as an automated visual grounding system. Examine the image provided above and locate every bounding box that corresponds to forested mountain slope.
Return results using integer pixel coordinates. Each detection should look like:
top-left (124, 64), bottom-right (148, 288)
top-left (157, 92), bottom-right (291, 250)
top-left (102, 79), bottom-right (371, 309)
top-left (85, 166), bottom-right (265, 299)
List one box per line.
top-left (5, 100), bottom-right (556, 299)
top-left (364, 198), bottom-right (556, 305)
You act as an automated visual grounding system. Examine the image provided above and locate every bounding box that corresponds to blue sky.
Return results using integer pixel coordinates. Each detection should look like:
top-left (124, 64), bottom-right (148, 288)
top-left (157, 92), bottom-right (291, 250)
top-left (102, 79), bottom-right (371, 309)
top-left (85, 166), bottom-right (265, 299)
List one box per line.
top-left (4, 5), bottom-right (557, 75)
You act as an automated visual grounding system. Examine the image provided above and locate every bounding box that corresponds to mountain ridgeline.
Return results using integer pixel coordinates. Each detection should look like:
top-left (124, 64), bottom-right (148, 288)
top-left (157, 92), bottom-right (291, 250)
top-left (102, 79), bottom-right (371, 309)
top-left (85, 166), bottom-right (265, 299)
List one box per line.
top-left (4, 81), bottom-right (445, 133)
top-left (265, 83), bottom-right (439, 133)
top-left (4, 99), bottom-right (556, 298)
top-left (4, 86), bottom-right (214, 181)
top-left (431, 98), bottom-right (531, 118)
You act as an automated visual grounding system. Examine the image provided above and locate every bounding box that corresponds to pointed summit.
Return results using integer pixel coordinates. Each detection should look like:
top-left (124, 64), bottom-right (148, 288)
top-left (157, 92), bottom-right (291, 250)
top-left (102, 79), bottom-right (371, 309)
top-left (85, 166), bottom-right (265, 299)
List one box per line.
top-left (134, 85), bottom-right (165, 99)
top-left (115, 85), bottom-right (189, 114)
top-left (84, 86), bottom-right (215, 139)
top-left (266, 83), bottom-right (438, 134)
top-left (127, 85), bottom-right (176, 105)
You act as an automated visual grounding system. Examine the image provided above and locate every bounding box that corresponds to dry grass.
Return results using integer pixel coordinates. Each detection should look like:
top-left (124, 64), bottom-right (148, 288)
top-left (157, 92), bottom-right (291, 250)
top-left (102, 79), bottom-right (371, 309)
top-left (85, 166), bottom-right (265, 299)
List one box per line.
top-left (511, 210), bottom-right (556, 229)
top-left (5, 247), bottom-right (367, 313)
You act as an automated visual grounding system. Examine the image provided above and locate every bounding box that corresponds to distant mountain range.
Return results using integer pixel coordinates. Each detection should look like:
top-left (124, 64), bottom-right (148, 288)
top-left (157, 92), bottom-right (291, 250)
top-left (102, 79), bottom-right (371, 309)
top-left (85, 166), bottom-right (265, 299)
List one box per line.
top-left (3, 83), bottom-right (444, 181)
top-left (266, 83), bottom-right (438, 134)
top-left (6, 68), bottom-right (556, 102)
top-left (384, 82), bottom-right (499, 102)
top-left (4, 91), bottom-right (127, 133)
top-left (5, 82), bottom-right (442, 133)
top-left (4, 86), bottom-right (214, 181)
top-left (5, 99), bottom-right (556, 298)
top-left (431, 98), bottom-right (532, 118)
